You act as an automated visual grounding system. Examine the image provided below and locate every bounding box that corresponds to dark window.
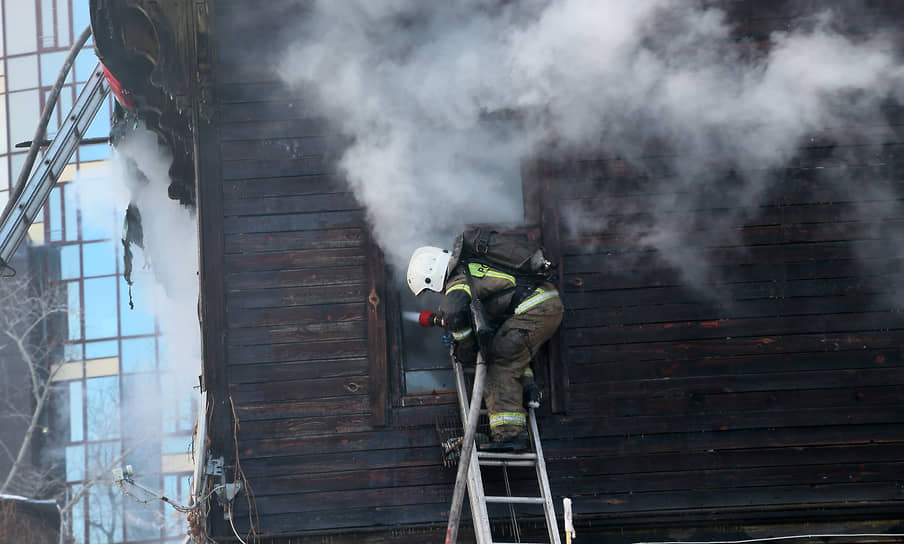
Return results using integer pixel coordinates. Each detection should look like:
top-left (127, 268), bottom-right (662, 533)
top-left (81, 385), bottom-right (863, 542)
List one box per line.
top-left (396, 286), bottom-right (455, 394)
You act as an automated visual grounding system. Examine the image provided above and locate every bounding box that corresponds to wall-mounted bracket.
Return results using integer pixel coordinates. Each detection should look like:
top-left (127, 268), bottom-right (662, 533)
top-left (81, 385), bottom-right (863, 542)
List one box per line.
top-left (205, 454), bottom-right (243, 520)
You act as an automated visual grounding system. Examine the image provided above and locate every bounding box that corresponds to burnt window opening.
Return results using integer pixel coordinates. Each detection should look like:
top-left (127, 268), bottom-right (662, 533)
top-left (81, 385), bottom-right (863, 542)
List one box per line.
top-left (382, 273), bottom-right (457, 407)
top-left (396, 286), bottom-right (455, 394)
top-left (367, 160), bottom-right (567, 425)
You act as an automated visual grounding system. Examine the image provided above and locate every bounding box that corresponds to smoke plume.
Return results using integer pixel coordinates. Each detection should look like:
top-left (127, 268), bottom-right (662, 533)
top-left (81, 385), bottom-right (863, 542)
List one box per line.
top-left (72, 126), bottom-right (200, 495)
top-left (278, 0), bottom-right (904, 281)
top-left (75, 128), bottom-right (200, 385)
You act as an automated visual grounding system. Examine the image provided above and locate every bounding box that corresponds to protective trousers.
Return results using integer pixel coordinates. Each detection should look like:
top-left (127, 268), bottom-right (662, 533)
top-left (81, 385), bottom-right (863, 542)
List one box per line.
top-left (485, 290), bottom-right (564, 440)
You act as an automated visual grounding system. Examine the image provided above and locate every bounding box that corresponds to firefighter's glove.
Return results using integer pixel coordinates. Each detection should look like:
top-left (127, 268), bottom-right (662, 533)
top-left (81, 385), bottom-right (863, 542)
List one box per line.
top-left (441, 332), bottom-right (454, 347)
top-left (453, 341), bottom-right (478, 365)
top-left (523, 383), bottom-right (541, 409)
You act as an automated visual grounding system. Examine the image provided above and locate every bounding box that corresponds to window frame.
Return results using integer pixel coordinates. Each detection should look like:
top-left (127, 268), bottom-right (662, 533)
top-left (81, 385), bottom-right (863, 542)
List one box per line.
top-left (385, 279), bottom-right (458, 407)
top-left (367, 158), bottom-right (567, 427)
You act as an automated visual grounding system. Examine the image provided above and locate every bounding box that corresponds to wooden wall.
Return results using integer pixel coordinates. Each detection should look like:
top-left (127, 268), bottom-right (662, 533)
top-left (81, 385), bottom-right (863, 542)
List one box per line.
top-left (195, 0), bottom-right (904, 541)
top-left (533, 145), bottom-right (904, 528)
top-left (198, 0), bottom-right (460, 538)
top-left (534, 1), bottom-right (904, 528)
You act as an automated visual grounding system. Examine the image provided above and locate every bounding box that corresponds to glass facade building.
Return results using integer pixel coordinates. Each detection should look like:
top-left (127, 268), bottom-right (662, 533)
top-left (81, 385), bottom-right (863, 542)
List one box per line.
top-left (1, 1), bottom-right (196, 542)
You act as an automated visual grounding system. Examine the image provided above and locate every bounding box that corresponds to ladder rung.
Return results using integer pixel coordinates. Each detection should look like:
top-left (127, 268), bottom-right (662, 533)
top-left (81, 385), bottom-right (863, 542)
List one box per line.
top-left (484, 495), bottom-right (545, 504)
top-left (477, 451), bottom-right (538, 461)
top-left (477, 460), bottom-right (536, 467)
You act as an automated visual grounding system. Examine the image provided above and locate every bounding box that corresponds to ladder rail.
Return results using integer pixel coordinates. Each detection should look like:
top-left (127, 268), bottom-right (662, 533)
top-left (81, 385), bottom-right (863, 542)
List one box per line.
top-left (530, 406), bottom-right (561, 544)
top-left (452, 358), bottom-right (492, 544)
top-left (446, 355), bottom-right (489, 544)
top-left (0, 64), bottom-right (110, 266)
top-left (467, 441), bottom-right (492, 543)
top-left (449, 360), bottom-right (561, 544)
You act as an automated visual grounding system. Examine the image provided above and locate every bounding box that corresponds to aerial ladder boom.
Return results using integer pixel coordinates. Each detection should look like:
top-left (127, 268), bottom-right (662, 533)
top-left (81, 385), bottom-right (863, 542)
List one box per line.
top-left (0, 62), bottom-right (110, 269)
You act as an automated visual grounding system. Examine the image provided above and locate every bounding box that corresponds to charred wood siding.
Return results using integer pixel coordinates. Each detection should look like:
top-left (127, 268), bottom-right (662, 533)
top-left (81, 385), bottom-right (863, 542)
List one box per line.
top-left (535, 0), bottom-right (904, 528)
top-left (202, 1), bottom-right (459, 539)
top-left (213, 84), bottom-right (397, 534)
top-left (537, 147), bottom-right (904, 523)
top-left (195, 0), bottom-right (904, 541)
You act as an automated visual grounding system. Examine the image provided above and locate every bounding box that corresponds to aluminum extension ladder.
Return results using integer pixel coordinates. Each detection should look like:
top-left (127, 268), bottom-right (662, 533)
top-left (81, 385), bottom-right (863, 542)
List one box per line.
top-left (0, 63), bottom-right (110, 267)
top-left (446, 358), bottom-right (561, 544)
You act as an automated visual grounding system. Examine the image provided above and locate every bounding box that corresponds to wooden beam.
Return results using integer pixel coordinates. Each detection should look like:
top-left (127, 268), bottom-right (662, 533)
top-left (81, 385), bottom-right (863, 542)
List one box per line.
top-left (365, 230), bottom-right (389, 426)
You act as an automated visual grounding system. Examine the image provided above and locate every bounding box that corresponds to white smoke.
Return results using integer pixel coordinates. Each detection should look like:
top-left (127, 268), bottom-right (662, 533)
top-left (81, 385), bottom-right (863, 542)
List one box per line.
top-left (71, 127), bottom-right (200, 534)
top-left (74, 128), bottom-right (200, 384)
top-left (72, 127), bottom-right (201, 494)
top-left (277, 0), bottom-right (904, 282)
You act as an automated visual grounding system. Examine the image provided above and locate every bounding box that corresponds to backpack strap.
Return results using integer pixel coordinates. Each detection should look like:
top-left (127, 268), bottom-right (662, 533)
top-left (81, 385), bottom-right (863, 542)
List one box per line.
top-left (475, 229), bottom-right (492, 255)
top-left (504, 281), bottom-right (539, 317)
top-left (466, 258), bottom-right (546, 320)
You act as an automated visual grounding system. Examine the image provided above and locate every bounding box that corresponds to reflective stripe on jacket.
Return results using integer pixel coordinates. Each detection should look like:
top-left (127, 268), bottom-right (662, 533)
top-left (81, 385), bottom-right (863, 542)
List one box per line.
top-left (513, 286), bottom-right (560, 315)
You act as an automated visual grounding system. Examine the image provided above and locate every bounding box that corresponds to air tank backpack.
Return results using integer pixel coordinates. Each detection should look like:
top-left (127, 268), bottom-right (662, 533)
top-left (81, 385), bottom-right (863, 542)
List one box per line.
top-left (452, 227), bottom-right (556, 281)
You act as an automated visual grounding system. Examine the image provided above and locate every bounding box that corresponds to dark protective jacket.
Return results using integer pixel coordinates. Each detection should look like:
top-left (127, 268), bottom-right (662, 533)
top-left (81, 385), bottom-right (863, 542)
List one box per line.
top-left (436, 227), bottom-right (558, 363)
top-left (436, 260), bottom-right (558, 364)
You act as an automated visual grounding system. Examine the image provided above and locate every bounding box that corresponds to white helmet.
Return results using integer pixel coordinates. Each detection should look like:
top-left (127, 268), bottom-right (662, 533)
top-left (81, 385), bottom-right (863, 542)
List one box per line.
top-left (407, 246), bottom-right (451, 295)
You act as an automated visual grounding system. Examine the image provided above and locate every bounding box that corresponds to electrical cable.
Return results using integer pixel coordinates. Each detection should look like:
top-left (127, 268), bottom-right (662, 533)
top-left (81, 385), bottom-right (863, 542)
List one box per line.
top-left (228, 503), bottom-right (248, 544)
top-left (230, 395), bottom-right (260, 541)
top-left (634, 533), bottom-right (904, 544)
top-left (501, 463), bottom-right (521, 542)
top-left (116, 476), bottom-right (216, 514)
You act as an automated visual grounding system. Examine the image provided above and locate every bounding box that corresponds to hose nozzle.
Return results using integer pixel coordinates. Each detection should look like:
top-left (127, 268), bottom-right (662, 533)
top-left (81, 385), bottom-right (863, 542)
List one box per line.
top-left (418, 311), bottom-right (443, 327)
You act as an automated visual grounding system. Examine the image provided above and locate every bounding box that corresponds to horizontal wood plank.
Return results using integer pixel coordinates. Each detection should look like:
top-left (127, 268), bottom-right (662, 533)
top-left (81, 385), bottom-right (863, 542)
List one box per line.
top-left (226, 320), bottom-right (365, 346)
top-left (228, 357), bottom-right (369, 384)
top-left (225, 265), bottom-right (366, 291)
top-left (223, 192), bottom-right (360, 216)
top-left (223, 210), bottom-right (364, 234)
top-left (223, 175), bottom-right (347, 199)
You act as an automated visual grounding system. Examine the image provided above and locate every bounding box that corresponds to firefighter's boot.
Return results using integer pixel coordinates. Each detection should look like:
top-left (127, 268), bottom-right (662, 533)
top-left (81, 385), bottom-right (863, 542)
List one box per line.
top-left (479, 432), bottom-right (529, 452)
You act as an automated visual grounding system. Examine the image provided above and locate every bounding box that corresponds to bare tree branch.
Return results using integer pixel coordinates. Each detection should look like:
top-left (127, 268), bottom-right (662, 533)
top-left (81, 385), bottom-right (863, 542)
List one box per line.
top-left (59, 442), bottom-right (142, 516)
top-left (0, 439), bottom-right (15, 465)
top-left (0, 276), bottom-right (68, 498)
top-left (0, 374), bottom-right (54, 495)
top-left (0, 271), bottom-right (179, 541)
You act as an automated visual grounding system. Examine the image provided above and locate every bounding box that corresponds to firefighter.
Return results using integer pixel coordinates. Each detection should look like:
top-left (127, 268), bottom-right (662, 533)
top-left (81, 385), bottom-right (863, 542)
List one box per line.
top-left (406, 242), bottom-right (564, 452)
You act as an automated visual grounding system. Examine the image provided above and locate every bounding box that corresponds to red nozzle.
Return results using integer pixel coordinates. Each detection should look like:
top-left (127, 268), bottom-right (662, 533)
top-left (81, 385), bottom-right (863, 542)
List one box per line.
top-left (418, 311), bottom-right (436, 327)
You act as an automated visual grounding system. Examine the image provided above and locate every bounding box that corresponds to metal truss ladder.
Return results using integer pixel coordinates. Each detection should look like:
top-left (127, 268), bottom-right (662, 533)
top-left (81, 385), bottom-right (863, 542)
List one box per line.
top-left (0, 63), bottom-right (110, 266)
top-left (452, 360), bottom-right (561, 544)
